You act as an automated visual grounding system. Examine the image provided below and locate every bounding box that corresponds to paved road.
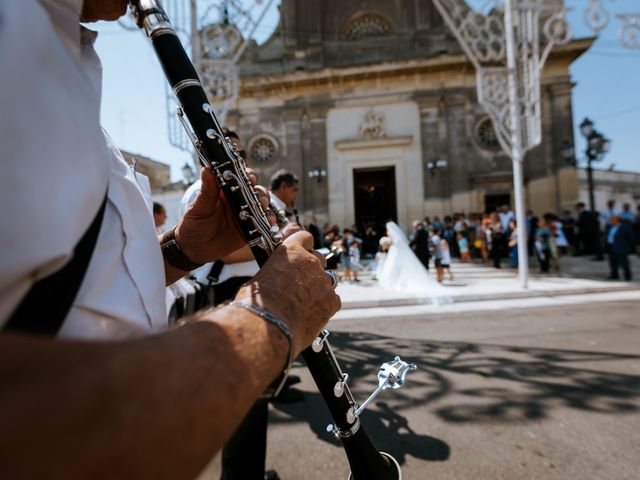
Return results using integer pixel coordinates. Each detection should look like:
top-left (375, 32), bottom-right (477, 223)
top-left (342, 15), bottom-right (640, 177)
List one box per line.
top-left (253, 299), bottom-right (640, 480)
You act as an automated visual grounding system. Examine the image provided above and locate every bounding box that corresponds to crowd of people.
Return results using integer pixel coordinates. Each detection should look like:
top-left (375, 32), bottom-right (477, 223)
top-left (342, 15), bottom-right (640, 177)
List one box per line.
top-left (311, 200), bottom-right (639, 285)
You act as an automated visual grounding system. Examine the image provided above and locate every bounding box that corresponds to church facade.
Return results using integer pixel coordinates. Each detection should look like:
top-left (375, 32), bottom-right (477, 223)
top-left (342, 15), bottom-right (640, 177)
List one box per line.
top-left (226, 0), bottom-right (591, 230)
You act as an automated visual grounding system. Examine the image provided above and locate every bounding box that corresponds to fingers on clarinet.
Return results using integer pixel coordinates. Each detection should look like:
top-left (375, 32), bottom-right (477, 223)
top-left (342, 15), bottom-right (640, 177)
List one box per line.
top-left (254, 185), bottom-right (270, 209)
top-left (266, 211), bottom-right (278, 227)
top-left (281, 222), bottom-right (302, 239)
top-left (332, 294), bottom-right (342, 315)
top-left (254, 186), bottom-right (268, 202)
top-left (246, 168), bottom-right (259, 186)
top-left (284, 230), bottom-right (314, 251)
top-left (310, 250), bottom-right (327, 269)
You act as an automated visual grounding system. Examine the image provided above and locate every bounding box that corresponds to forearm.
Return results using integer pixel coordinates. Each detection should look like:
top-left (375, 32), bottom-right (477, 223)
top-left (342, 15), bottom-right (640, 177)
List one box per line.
top-left (221, 244), bottom-right (254, 264)
top-left (0, 307), bottom-right (288, 479)
top-left (164, 258), bottom-right (190, 285)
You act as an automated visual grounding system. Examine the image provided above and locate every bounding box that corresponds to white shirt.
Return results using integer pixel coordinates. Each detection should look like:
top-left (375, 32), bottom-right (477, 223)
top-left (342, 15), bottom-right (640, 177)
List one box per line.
top-left (441, 240), bottom-right (452, 265)
top-left (0, 0), bottom-right (166, 339)
top-left (600, 207), bottom-right (621, 229)
top-left (499, 210), bottom-right (515, 231)
top-left (269, 191), bottom-right (287, 214)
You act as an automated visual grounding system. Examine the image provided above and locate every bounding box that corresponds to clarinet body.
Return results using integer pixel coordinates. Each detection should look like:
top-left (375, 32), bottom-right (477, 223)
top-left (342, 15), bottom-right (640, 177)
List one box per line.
top-left (129, 2), bottom-right (411, 478)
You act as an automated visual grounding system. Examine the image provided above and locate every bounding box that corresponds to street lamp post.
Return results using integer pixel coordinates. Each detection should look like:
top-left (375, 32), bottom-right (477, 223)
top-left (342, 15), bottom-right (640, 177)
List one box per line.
top-left (181, 161), bottom-right (196, 186)
top-left (579, 117), bottom-right (611, 213)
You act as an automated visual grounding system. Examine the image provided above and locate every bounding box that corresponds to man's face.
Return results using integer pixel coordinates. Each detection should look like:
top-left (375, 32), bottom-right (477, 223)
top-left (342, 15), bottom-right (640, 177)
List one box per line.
top-left (278, 183), bottom-right (299, 207)
top-left (607, 200), bottom-right (615, 209)
top-left (154, 208), bottom-right (167, 228)
top-left (82, 0), bottom-right (128, 22)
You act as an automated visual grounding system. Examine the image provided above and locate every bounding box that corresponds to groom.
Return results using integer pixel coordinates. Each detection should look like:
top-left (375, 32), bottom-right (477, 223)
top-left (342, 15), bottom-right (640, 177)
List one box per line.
top-left (410, 220), bottom-right (431, 271)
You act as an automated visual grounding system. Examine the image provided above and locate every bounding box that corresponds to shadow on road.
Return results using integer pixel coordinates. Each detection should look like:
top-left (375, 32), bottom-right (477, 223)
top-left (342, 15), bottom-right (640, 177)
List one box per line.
top-left (271, 389), bottom-right (449, 464)
top-left (271, 331), bottom-right (640, 458)
top-left (328, 332), bottom-right (640, 421)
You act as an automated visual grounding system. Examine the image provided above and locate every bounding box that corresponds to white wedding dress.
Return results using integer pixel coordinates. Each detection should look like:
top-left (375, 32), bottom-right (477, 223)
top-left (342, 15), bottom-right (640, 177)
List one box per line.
top-left (377, 222), bottom-right (452, 305)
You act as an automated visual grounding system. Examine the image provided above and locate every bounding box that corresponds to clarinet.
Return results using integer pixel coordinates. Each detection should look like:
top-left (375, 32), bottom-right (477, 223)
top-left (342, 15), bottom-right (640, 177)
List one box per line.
top-left (129, 3), bottom-right (415, 478)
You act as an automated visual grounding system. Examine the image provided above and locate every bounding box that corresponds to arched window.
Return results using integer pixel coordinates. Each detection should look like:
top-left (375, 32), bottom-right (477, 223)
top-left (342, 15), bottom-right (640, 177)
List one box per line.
top-left (342, 12), bottom-right (392, 41)
top-left (248, 134), bottom-right (279, 166)
top-left (475, 117), bottom-right (500, 151)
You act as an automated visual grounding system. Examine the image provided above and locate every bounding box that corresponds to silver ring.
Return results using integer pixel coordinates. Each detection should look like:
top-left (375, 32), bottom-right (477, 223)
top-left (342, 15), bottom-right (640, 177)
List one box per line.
top-left (326, 270), bottom-right (338, 289)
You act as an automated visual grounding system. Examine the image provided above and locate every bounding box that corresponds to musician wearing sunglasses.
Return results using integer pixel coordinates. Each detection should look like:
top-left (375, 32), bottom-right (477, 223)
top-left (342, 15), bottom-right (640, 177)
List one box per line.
top-left (0, 1), bottom-right (340, 478)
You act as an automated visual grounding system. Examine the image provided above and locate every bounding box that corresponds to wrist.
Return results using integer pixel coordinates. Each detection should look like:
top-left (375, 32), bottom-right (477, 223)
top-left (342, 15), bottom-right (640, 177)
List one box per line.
top-left (160, 227), bottom-right (203, 271)
top-left (234, 284), bottom-right (301, 355)
top-left (228, 301), bottom-right (293, 396)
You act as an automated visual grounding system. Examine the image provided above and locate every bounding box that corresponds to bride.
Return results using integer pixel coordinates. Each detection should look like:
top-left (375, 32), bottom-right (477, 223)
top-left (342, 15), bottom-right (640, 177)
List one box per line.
top-left (377, 221), bottom-right (452, 305)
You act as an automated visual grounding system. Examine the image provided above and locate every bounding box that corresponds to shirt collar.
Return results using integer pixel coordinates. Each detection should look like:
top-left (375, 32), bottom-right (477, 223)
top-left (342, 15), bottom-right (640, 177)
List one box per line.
top-left (39, 0), bottom-right (85, 61)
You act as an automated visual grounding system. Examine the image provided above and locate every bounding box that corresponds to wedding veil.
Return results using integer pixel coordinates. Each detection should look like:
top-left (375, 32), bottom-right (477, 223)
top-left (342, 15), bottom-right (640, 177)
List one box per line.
top-left (377, 221), bottom-right (452, 305)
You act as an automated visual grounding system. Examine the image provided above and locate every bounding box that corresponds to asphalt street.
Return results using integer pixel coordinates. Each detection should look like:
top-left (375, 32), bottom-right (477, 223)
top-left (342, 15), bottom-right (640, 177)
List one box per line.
top-left (255, 299), bottom-right (640, 480)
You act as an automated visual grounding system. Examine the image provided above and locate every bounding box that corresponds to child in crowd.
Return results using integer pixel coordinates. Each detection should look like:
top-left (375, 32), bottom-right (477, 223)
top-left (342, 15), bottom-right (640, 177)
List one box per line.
top-left (349, 239), bottom-right (362, 283)
top-left (440, 237), bottom-right (454, 281)
top-left (429, 228), bottom-right (445, 283)
top-left (457, 232), bottom-right (472, 263)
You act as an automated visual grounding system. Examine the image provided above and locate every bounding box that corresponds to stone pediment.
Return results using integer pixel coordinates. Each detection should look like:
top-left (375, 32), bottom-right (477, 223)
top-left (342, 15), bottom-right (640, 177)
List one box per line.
top-left (335, 135), bottom-right (413, 151)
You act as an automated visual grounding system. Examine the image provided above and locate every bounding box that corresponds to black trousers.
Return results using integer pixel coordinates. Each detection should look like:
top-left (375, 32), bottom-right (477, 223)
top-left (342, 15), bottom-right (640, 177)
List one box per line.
top-left (416, 252), bottom-right (430, 271)
top-left (490, 245), bottom-right (502, 268)
top-left (213, 276), bottom-right (269, 480)
top-left (220, 399), bottom-right (269, 480)
top-left (609, 251), bottom-right (631, 280)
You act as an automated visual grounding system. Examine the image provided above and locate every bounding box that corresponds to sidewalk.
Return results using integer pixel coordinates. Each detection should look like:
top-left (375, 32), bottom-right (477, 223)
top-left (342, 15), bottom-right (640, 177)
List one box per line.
top-left (333, 255), bottom-right (640, 320)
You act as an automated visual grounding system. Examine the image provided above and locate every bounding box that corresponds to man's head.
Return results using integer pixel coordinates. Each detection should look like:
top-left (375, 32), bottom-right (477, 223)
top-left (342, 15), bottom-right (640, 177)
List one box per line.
top-left (576, 202), bottom-right (586, 211)
top-left (81, 0), bottom-right (128, 22)
top-left (501, 204), bottom-right (510, 213)
top-left (607, 199), bottom-right (615, 210)
top-left (610, 215), bottom-right (620, 226)
top-left (623, 203), bottom-right (631, 212)
top-left (270, 169), bottom-right (299, 207)
top-left (153, 202), bottom-right (167, 229)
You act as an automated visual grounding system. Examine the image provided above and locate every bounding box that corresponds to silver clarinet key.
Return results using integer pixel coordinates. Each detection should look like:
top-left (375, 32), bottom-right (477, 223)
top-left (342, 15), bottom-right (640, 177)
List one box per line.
top-left (355, 356), bottom-right (417, 417)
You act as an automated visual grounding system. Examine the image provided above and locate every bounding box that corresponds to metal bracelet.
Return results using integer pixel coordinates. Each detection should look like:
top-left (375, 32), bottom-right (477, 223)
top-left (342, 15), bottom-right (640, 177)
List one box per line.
top-left (229, 301), bottom-right (294, 395)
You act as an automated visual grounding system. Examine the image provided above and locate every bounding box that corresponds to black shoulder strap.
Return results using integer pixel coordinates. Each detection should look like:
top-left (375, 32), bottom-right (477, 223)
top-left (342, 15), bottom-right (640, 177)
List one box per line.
top-left (207, 260), bottom-right (225, 285)
top-left (5, 193), bottom-right (108, 336)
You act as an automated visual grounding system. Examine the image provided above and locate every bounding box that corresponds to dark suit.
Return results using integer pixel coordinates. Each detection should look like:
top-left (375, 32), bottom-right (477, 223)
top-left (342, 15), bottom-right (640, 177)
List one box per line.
top-left (410, 225), bottom-right (431, 271)
top-left (608, 223), bottom-right (635, 280)
top-left (576, 209), bottom-right (599, 255)
top-left (527, 215), bottom-right (538, 255)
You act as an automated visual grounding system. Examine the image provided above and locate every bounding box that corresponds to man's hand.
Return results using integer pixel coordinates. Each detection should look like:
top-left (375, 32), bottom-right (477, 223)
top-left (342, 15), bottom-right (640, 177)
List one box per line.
top-left (234, 231), bottom-right (341, 356)
top-left (175, 168), bottom-right (258, 265)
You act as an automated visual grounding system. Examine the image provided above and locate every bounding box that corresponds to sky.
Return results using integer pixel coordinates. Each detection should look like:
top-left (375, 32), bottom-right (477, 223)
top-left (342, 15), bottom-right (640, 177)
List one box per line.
top-left (93, 1), bottom-right (640, 181)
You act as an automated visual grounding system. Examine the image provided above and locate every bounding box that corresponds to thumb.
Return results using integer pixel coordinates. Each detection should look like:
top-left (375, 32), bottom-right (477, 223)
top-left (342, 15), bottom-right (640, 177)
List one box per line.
top-left (188, 167), bottom-right (220, 216)
top-left (283, 230), bottom-right (314, 251)
top-left (199, 167), bottom-right (220, 202)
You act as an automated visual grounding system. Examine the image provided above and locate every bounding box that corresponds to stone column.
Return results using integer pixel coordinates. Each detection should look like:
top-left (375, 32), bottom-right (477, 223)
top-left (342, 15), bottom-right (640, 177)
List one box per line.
top-left (549, 81), bottom-right (577, 212)
top-left (306, 106), bottom-right (329, 222)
